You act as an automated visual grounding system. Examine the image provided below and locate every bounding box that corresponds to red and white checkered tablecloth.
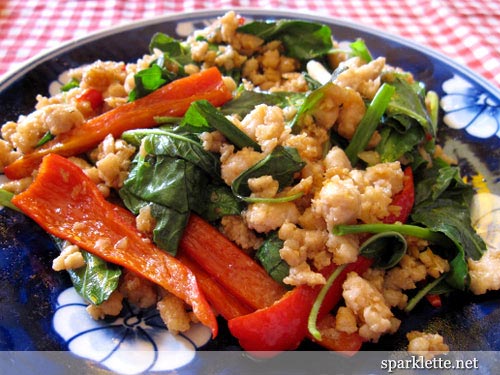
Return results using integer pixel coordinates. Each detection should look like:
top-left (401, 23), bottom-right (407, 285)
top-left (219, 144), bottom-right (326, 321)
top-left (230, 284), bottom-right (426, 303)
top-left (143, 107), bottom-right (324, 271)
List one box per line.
top-left (1, 0), bottom-right (499, 88)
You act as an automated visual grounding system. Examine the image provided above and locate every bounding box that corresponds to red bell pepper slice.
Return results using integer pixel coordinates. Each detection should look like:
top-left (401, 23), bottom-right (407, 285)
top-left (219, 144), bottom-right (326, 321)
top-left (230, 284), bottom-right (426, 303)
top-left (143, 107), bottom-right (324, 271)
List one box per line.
top-left (5, 67), bottom-right (232, 180)
top-left (12, 154), bottom-right (218, 337)
top-left (177, 252), bottom-right (254, 320)
top-left (383, 166), bottom-right (414, 224)
top-left (227, 256), bottom-right (372, 353)
top-left (307, 314), bottom-right (364, 356)
top-left (76, 88), bottom-right (104, 111)
top-left (179, 214), bottom-right (287, 310)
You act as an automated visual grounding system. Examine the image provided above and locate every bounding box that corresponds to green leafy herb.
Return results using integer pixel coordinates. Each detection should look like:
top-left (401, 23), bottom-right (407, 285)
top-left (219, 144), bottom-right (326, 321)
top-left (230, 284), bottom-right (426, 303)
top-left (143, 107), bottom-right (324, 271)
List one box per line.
top-left (359, 231), bottom-right (407, 269)
top-left (60, 78), bottom-right (80, 92)
top-left (51, 236), bottom-right (122, 306)
top-left (349, 38), bottom-right (372, 62)
top-left (119, 153), bottom-right (206, 254)
top-left (344, 83), bottom-right (395, 165)
top-left (36, 131), bottom-right (55, 148)
top-left (129, 64), bottom-right (168, 101)
top-left (0, 189), bottom-right (21, 212)
top-left (308, 263), bottom-right (347, 341)
top-left (255, 232), bottom-right (290, 287)
top-left (237, 20), bottom-right (333, 60)
top-left (384, 75), bottom-right (433, 136)
top-left (405, 273), bottom-right (447, 313)
top-left (333, 223), bottom-right (450, 245)
top-left (231, 146), bottom-right (305, 201)
top-left (180, 100), bottom-right (261, 151)
top-left (220, 89), bottom-right (305, 119)
top-left (289, 82), bottom-right (331, 133)
top-left (198, 185), bottom-right (244, 222)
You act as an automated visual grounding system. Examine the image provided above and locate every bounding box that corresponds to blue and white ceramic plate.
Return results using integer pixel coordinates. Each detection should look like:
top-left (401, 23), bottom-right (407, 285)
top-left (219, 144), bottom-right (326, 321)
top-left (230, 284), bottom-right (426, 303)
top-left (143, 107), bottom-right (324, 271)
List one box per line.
top-left (1, 8), bottom-right (499, 375)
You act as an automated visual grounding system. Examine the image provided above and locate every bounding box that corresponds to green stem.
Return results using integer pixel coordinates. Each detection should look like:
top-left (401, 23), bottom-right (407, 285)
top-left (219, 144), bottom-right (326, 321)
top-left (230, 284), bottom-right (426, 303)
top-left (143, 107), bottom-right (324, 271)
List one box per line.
top-left (344, 83), bottom-right (395, 165)
top-left (405, 273), bottom-right (447, 313)
top-left (0, 189), bottom-right (21, 212)
top-left (333, 223), bottom-right (448, 245)
top-left (307, 263), bottom-right (347, 341)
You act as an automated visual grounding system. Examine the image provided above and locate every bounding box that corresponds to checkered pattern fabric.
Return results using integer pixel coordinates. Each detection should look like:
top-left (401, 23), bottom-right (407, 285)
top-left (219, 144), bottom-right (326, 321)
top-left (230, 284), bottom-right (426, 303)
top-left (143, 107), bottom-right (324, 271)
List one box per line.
top-left (1, 0), bottom-right (499, 88)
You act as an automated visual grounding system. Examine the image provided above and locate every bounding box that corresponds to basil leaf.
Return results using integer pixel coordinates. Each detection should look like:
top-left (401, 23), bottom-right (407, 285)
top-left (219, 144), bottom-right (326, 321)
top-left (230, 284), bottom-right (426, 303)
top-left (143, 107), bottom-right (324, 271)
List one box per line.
top-left (120, 154), bottom-right (208, 255)
top-left (238, 20), bottom-right (333, 60)
top-left (384, 75), bottom-right (433, 136)
top-left (220, 89), bottom-right (305, 119)
top-left (256, 232), bottom-right (290, 287)
top-left (376, 123), bottom-right (425, 163)
top-left (67, 249), bottom-right (122, 306)
top-left (180, 100), bottom-right (261, 151)
top-left (349, 38), bottom-right (372, 62)
top-left (198, 185), bottom-right (244, 222)
top-left (231, 146), bottom-right (305, 200)
top-left (359, 231), bottom-right (407, 269)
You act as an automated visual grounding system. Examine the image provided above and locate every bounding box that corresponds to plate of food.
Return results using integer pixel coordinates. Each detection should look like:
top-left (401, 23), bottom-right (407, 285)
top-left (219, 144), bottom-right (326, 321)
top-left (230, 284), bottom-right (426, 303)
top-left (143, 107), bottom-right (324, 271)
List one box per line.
top-left (0, 8), bottom-right (499, 375)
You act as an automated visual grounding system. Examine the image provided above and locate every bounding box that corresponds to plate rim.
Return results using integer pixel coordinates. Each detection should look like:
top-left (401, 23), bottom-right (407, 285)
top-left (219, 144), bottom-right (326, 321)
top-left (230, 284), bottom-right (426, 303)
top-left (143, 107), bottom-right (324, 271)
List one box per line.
top-left (0, 7), bottom-right (499, 98)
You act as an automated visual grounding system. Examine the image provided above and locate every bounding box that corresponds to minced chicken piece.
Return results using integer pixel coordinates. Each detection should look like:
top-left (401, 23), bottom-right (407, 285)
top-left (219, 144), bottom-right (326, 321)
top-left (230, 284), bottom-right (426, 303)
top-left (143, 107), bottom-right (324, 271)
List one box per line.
top-left (119, 270), bottom-right (158, 309)
top-left (248, 175), bottom-right (279, 198)
top-left (243, 201), bottom-right (300, 233)
top-left (283, 262), bottom-right (326, 286)
top-left (335, 306), bottom-right (358, 334)
top-left (418, 249), bottom-right (450, 278)
top-left (136, 204), bottom-right (156, 234)
top-left (90, 134), bottom-right (136, 190)
top-left (326, 233), bottom-right (360, 265)
top-left (384, 254), bottom-right (427, 291)
top-left (278, 222), bottom-right (329, 268)
top-left (334, 57), bottom-right (386, 99)
top-left (52, 242), bottom-right (86, 271)
top-left (237, 104), bottom-right (290, 154)
top-left (200, 130), bottom-right (227, 153)
top-left (407, 331), bottom-right (449, 359)
top-left (342, 272), bottom-right (400, 342)
top-left (220, 145), bottom-right (265, 185)
top-left (468, 248), bottom-right (500, 295)
top-left (312, 174), bottom-right (361, 228)
top-left (220, 215), bottom-right (263, 251)
top-left (157, 293), bottom-right (192, 335)
top-left (86, 290), bottom-right (124, 320)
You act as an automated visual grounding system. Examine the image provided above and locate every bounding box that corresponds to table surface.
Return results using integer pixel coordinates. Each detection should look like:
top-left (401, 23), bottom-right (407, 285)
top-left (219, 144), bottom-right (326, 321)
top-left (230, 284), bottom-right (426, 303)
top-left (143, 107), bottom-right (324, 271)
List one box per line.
top-left (1, 0), bottom-right (499, 89)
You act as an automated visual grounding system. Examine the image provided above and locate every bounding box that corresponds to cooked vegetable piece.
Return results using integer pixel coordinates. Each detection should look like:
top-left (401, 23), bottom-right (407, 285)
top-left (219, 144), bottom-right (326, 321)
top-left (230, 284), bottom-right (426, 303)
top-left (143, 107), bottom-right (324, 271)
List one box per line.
top-left (237, 19), bottom-right (333, 60)
top-left (255, 232), bottom-right (290, 287)
top-left (180, 99), bottom-right (261, 151)
top-left (11, 154), bottom-right (218, 337)
top-left (307, 314), bottom-right (364, 355)
top-left (4, 67), bottom-right (232, 179)
top-left (179, 214), bottom-right (287, 310)
top-left (344, 83), bottom-right (395, 165)
top-left (227, 256), bottom-right (372, 352)
top-left (68, 250), bottom-right (122, 305)
top-left (231, 146), bottom-right (305, 201)
top-left (177, 253), bottom-right (254, 320)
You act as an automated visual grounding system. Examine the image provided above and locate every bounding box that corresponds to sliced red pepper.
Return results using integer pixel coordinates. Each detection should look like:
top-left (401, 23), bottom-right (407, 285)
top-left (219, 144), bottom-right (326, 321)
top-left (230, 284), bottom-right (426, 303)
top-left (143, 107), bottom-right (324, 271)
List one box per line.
top-left (383, 166), bottom-right (414, 224)
top-left (179, 214), bottom-right (287, 310)
top-left (12, 154), bottom-right (218, 337)
top-left (227, 256), bottom-right (372, 353)
top-left (307, 314), bottom-right (364, 356)
top-left (76, 88), bottom-right (104, 111)
top-left (5, 67), bottom-right (232, 180)
top-left (425, 294), bottom-right (442, 308)
top-left (177, 252), bottom-right (254, 320)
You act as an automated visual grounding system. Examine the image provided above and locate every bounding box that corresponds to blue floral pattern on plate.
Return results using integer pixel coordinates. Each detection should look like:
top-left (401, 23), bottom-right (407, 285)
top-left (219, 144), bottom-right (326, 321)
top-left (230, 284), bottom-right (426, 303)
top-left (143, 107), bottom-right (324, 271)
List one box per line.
top-left (441, 75), bottom-right (500, 139)
top-left (53, 288), bottom-right (210, 374)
